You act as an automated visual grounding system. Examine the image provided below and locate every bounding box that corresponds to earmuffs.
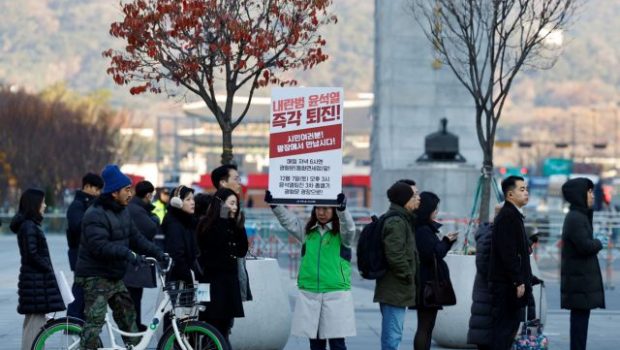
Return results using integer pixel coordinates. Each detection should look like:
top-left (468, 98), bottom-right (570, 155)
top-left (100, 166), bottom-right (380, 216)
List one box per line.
top-left (169, 185), bottom-right (186, 209)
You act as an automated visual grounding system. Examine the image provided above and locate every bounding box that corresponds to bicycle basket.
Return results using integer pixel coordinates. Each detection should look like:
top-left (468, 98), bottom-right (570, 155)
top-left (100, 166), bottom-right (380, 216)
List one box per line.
top-left (165, 281), bottom-right (197, 308)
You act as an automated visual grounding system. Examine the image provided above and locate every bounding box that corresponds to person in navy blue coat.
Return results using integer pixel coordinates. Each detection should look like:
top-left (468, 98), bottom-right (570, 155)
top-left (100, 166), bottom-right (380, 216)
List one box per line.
top-left (411, 192), bottom-right (458, 350)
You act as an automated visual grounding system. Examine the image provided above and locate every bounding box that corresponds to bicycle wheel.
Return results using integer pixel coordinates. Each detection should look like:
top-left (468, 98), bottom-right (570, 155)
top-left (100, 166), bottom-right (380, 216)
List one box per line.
top-left (156, 320), bottom-right (229, 350)
top-left (31, 317), bottom-right (102, 350)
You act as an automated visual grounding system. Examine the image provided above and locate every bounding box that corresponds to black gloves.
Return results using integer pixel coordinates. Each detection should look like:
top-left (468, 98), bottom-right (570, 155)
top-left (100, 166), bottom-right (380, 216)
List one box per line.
top-left (126, 251), bottom-right (146, 267)
top-left (158, 252), bottom-right (170, 264)
top-left (337, 193), bottom-right (347, 212)
top-left (264, 190), bottom-right (277, 209)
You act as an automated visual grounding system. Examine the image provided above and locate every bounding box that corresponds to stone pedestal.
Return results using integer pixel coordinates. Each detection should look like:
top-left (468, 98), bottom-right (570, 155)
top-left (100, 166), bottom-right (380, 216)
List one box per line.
top-left (372, 163), bottom-right (481, 218)
top-left (230, 258), bottom-right (291, 350)
top-left (433, 254), bottom-right (547, 348)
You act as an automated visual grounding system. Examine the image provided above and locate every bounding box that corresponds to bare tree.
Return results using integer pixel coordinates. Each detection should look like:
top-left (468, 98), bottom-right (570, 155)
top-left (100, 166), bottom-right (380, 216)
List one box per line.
top-left (411, 0), bottom-right (577, 221)
top-left (0, 87), bottom-right (124, 207)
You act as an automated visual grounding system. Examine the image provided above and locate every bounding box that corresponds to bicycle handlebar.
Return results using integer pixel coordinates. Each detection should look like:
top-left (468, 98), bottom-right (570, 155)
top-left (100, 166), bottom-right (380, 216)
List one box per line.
top-left (144, 256), bottom-right (173, 274)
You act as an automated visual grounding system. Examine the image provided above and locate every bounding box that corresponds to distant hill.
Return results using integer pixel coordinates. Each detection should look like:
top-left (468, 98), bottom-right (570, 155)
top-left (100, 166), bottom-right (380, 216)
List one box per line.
top-left (0, 0), bottom-right (616, 111)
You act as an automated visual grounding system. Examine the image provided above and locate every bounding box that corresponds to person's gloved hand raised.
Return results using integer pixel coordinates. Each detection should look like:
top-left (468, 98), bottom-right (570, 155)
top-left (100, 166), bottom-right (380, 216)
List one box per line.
top-left (126, 251), bottom-right (146, 267)
top-left (264, 190), bottom-right (277, 209)
top-left (336, 193), bottom-right (347, 212)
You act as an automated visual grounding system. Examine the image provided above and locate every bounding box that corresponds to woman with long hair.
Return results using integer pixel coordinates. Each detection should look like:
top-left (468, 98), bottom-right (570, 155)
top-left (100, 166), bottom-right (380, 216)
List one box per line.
top-left (196, 187), bottom-right (249, 346)
top-left (266, 191), bottom-right (356, 350)
top-left (412, 192), bottom-right (457, 350)
top-left (11, 189), bottom-right (65, 350)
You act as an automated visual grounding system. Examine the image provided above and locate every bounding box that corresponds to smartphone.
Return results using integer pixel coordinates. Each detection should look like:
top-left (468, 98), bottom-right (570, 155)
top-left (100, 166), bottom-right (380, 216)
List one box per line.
top-left (220, 205), bottom-right (231, 218)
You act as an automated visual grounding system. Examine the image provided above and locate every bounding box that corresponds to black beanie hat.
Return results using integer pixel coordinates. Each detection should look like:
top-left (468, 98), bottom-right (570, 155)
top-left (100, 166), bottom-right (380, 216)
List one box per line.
top-left (416, 192), bottom-right (440, 224)
top-left (387, 181), bottom-right (414, 207)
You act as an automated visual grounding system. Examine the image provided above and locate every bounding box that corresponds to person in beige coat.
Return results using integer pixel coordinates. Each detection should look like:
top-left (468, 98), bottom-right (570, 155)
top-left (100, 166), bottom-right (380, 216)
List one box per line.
top-left (267, 191), bottom-right (356, 350)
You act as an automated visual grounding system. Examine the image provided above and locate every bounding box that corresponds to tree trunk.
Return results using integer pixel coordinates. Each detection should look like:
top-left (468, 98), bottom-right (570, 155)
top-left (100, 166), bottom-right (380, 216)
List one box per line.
top-left (220, 128), bottom-right (234, 165)
top-left (478, 155), bottom-right (494, 224)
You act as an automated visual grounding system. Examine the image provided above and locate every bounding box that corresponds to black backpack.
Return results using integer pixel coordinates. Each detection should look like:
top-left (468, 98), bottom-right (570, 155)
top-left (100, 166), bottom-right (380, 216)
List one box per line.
top-left (356, 212), bottom-right (401, 279)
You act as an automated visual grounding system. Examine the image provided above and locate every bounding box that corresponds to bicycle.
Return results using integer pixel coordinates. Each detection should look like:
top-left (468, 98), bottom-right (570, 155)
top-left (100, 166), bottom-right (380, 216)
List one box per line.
top-left (31, 257), bottom-right (229, 350)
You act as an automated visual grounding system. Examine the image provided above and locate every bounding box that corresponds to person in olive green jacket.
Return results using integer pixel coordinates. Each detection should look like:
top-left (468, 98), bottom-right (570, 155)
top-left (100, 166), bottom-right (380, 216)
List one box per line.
top-left (374, 180), bottom-right (421, 350)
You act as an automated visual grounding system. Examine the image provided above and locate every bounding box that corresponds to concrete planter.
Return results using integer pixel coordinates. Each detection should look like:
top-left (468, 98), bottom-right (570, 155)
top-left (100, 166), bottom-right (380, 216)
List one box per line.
top-left (432, 254), bottom-right (547, 348)
top-left (230, 258), bottom-right (292, 350)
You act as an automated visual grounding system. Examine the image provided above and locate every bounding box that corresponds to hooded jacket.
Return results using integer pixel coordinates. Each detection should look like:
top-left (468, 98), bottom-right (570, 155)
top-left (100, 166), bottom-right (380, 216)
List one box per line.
top-left (561, 178), bottom-right (605, 310)
top-left (12, 214), bottom-right (65, 314)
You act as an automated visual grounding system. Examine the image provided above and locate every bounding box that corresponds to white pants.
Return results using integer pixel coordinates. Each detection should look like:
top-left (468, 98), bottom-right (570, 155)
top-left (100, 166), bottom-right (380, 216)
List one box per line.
top-left (22, 314), bottom-right (46, 350)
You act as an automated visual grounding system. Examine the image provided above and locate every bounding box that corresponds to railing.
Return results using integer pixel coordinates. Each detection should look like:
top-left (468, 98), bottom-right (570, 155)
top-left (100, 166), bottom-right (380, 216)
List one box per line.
top-left (3, 209), bottom-right (618, 288)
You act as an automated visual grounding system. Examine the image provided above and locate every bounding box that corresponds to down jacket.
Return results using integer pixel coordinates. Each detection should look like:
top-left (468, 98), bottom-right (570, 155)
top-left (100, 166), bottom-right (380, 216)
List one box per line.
top-left (12, 214), bottom-right (65, 315)
top-left (163, 206), bottom-right (199, 284)
top-left (75, 195), bottom-right (163, 280)
top-left (467, 223), bottom-right (493, 346)
top-left (561, 178), bottom-right (605, 310)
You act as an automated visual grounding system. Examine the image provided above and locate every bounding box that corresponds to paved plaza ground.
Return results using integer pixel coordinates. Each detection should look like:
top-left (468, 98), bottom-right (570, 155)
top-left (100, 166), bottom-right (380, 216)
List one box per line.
top-left (1, 234), bottom-right (619, 349)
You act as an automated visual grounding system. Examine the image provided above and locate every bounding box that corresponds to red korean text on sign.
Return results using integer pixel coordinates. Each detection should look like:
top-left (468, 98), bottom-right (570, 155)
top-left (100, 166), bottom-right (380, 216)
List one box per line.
top-left (307, 105), bottom-right (341, 124)
top-left (272, 110), bottom-right (302, 128)
top-left (272, 97), bottom-right (305, 112)
top-left (308, 92), bottom-right (340, 107)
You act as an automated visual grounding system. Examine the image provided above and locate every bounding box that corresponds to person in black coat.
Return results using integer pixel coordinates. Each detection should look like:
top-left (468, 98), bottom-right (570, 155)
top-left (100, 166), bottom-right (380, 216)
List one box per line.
top-left (196, 187), bottom-right (249, 346)
top-left (66, 173), bottom-right (103, 320)
top-left (163, 185), bottom-right (199, 285)
top-left (12, 188), bottom-right (65, 350)
top-left (488, 176), bottom-right (532, 350)
top-left (411, 192), bottom-right (457, 350)
top-left (125, 180), bottom-right (161, 330)
top-left (561, 178), bottom-right (605, 350)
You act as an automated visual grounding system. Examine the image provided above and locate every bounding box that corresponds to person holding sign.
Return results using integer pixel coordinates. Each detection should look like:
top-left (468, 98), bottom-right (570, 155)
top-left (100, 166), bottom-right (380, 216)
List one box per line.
top-left (266, 190), bottom-right (356, 350)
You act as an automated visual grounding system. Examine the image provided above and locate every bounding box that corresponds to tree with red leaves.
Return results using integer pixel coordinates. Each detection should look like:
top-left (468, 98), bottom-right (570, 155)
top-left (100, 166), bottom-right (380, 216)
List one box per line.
top-left (104, 0), bottom-right (336, 165)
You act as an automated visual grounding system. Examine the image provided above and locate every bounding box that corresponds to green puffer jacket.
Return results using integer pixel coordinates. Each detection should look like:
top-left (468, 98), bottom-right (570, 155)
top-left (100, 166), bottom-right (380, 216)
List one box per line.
top-left (373, 204), bottom-right (419, 307)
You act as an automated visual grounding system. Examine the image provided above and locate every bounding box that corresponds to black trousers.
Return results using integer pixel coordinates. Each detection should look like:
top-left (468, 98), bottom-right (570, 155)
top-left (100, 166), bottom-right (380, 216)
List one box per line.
top-left (490, 283), bottom-right (523, 350)
top-left (570, 309), bottom-right (591, 350)
top-left (127, 286), bottom-right (144, 328)
top-left (200, 314), bottom-right (233, 349)
top-left (309, 338), bottom-right (346, 350)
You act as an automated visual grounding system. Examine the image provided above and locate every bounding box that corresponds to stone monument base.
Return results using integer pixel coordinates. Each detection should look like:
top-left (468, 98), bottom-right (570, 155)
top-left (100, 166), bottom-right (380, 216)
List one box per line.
top-left (372, 163), bottom-right (481, 219)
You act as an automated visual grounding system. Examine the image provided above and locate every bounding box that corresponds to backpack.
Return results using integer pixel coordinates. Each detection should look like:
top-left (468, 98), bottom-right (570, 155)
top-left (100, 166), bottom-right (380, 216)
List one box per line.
top-left (356, 212), bottom-right (402, 279)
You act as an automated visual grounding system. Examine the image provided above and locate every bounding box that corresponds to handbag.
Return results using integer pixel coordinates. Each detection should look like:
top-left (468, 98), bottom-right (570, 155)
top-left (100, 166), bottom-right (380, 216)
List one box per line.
top-left (123, 263), bottom-right (157, 288)
top-left (422, 253), bottom-right (456, 307)
top-left (513, 283), bottom-right (548, 349)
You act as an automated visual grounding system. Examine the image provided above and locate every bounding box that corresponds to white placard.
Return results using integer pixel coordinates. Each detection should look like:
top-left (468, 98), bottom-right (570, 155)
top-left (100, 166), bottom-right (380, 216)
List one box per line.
top-left (269, 87), bottom-right (343, 205)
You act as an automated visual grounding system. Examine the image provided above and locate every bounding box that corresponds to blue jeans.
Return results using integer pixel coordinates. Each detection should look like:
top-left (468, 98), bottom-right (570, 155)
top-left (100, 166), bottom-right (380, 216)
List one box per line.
top-left (380, 303), bottom-right (406, 350)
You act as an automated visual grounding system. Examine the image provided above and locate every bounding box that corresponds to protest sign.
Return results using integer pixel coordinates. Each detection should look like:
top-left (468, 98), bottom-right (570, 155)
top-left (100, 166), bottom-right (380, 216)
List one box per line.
top-left (269, 87), bottom-right (343, 205)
